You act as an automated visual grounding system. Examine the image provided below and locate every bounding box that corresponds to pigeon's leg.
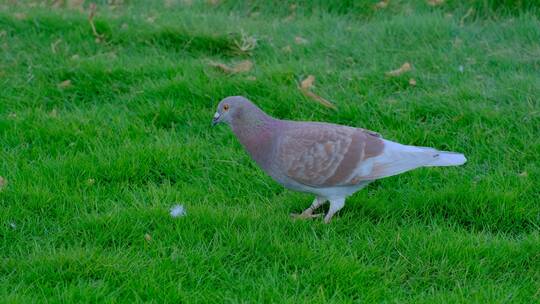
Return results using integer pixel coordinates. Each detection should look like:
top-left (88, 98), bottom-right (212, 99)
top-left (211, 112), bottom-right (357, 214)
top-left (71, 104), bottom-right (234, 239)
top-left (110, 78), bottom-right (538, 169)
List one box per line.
top-left (291, 196), bottom-right (326, 219)
top-left (324, 198), bottom-right (345, 224)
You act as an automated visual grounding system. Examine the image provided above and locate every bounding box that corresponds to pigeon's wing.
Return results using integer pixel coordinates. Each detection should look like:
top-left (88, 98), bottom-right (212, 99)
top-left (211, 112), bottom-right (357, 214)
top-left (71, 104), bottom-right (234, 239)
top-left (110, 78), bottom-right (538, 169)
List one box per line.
top-left (276, 123), bottom-right (384, 187)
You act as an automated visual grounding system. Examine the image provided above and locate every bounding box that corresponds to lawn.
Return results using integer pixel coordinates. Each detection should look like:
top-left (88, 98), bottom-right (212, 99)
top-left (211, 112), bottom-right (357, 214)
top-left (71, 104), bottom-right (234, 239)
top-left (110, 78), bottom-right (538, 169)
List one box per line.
top-left (1, 0), bottom-right (539, 302)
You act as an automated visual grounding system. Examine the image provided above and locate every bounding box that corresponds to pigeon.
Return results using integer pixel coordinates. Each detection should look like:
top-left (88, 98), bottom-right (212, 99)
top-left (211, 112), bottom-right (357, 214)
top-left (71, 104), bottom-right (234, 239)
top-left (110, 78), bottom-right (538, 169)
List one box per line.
top-left (212, 96), bottom-right (466, 223)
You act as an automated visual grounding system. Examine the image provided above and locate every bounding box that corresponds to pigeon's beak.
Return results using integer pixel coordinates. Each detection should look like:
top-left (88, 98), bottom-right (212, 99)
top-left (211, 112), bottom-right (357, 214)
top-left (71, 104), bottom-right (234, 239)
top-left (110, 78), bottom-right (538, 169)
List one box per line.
top-left (211, 112), bottom-right (221, 127)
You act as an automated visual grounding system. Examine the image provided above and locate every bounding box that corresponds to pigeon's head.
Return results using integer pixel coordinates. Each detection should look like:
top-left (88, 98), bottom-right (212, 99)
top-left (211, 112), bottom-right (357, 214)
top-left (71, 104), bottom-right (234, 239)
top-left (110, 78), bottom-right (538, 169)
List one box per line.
top-left (212, 96), bottom-right (255, 126)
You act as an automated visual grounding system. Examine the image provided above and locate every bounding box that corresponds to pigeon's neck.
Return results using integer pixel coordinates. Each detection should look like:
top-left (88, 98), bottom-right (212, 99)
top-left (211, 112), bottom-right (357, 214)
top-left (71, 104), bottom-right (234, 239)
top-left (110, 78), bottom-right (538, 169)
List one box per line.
top-left (231, 107), bottom-right (277, 168)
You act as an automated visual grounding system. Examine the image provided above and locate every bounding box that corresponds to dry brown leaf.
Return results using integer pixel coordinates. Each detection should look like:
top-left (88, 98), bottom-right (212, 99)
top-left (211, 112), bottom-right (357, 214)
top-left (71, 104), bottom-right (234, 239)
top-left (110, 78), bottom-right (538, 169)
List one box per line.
top-left (409, 78), bottom-right (417, 86)
top-left (209, 60), bottom-right (253, 74)
top-left (453, 37), bottom-right (463, 48)
top-left (68, 0), bottom-right (85, 11)
top-left (386, 62), bottom-right (412, 77)
top-left (107, 0), bottom-right (124, 7)
top-left (374, 0), bottom-right (389, 9)
top-left (285, 4), bottom-right (297, 21)
top-left (232, 60), bottom-right (253, 72)
top-left (300, 75), bottom-right (315, 90)
top-left (0, 176), bottom-right (5, 191)
top-left (14, 13), bottom-right (27, 20)
top-left (294, 36), bottom-right (308, 45)
top-left (282, 45), bottom-right (292, 53)
top-left (427, 0), bottom-right (444, 6)
top-left (298, 75), bottom-right (336, 109)
top-left (58, 79), bottom-right (72, 88)
top-left (164, 0), bottom-right (175, 8)
top-left (302, 90), bottom-right (336, 109)
top-left (52, 0), bottom-right (64, 8)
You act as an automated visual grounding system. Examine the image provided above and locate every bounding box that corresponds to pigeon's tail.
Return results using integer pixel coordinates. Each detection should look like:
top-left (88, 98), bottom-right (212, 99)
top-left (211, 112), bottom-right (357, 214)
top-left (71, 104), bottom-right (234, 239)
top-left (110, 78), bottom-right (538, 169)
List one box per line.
top-left (357, 140), bottom-right (467, 181)
top-left (424, 151), bottom-right (467, 167)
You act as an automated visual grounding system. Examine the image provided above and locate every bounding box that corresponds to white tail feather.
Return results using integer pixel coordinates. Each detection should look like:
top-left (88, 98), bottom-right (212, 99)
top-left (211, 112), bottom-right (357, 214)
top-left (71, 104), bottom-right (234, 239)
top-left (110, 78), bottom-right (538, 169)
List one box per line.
top-left (424, 151), bottom-right (467, 167)
top-left (356, 140), bottom-right (467, 180)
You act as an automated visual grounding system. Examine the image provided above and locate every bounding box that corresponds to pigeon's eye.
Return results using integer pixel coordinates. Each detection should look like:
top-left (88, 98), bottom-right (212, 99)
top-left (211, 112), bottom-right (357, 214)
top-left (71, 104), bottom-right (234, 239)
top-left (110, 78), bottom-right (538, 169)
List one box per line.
top-left (223, 104), bottom-right (230, 111)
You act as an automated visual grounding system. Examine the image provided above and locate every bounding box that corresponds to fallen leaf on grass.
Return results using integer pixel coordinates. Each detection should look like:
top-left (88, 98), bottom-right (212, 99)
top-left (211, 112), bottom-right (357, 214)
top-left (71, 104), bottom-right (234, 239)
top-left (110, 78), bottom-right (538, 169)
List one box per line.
top-left (453, 37), bottom-right (463, 48)
top-left (144, 233), bottom-right (152, 242)
top-left (300, 75), bottom-right (316, 89)
top-left (294, 36), bottom-right (308, 45)
top-left (408, 78), bottom-right (417, 86)
top-left (374, 0), bottom-right (389, 9)
top-left (298, 75), bottom-right (336, 109)
top-left (58, 79), bottom-right (72, 88)
top-left (68, 0), bottom-right (86, 11)
top-left (14, 13), bottom-right (27, 20)
top-left (282, 45), bottom-right (292, 53)
top-left (285, 4), bottom-right (297, 21)
top-left (386, 62), bottom-right (412, 77)
top-left (209, 60), bottom-right (253, 74)
top-left (107, 0), bottom-right (125, 8)
top-left (427, 0), bottom-right (444, 6)
top-left (0, 176), bottom-right (6, 191)
top-left (164, 0), bottom-right (175, 8)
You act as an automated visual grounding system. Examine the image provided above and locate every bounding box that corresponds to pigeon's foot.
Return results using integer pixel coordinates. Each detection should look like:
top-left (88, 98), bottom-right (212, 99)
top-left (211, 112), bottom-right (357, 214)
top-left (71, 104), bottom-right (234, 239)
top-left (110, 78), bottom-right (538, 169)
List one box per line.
top-left (290, 212), bottom-right (323, 220)
top-left (291, 196), bottom-right (327, 221)
top-left (323, 198), bottom-right (346, 224)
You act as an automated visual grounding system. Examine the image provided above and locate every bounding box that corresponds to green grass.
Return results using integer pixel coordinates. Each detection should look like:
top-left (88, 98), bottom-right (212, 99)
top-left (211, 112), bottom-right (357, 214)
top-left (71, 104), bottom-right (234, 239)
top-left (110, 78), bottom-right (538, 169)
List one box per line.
top-left (1, 0), bottom-right (539, 302)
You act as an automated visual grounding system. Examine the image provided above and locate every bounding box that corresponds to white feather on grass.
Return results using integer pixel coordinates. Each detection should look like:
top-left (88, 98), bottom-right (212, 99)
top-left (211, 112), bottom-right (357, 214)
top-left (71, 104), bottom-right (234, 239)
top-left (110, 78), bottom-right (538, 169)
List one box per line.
top-left (170, 204), bottom-right (186, 218)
